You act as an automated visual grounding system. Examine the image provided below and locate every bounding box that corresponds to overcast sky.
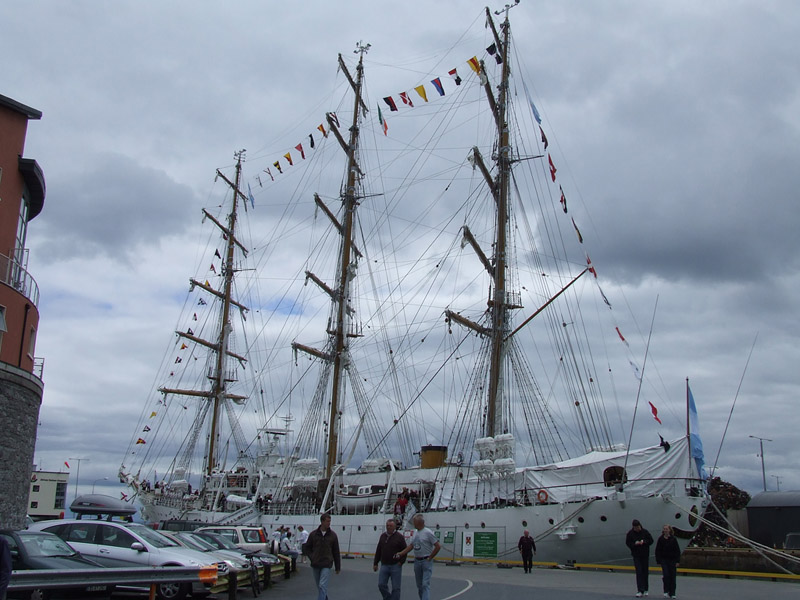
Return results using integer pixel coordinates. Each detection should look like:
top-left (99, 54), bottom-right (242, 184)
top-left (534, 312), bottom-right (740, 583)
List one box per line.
top-left (3, 1), bottom-right (799, 499)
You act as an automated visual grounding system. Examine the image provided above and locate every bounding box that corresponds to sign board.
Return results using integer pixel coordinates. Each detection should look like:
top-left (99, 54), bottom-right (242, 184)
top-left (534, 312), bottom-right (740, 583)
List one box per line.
top-left (444, 531), bottom-right (454, 544)
top-left (473, 531), bottom-right (497, 558)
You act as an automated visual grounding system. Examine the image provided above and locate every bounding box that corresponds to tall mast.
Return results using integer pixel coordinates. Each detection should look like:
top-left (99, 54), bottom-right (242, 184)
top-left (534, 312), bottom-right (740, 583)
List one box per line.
top-left (325, 47), bottom-right (368, 479)
top-left (207, 150), bottom-right (245, 475)
top-left (485, 6), bottom-right (514, 437)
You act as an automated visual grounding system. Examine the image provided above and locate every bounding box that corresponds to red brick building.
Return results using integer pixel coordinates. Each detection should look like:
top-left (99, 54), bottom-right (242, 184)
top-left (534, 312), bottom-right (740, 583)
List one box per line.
top-left (0, 92), bottom-right (46, 529)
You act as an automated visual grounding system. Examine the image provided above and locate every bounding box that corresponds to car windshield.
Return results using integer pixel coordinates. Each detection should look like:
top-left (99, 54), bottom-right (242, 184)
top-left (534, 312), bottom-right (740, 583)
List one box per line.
top-left (199, 534), bottom-right (239, 551)
top-left (19, 532), bottom-right (77, 558)
top-left (126, 524), bottom-right (180, 548)
top-left (175, 533), bottom-right (214, 552)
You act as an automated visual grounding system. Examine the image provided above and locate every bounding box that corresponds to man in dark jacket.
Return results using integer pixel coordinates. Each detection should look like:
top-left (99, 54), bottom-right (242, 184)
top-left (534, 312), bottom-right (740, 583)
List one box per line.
top-left (517, 529), bottom-right (537, 573)
top-left (625, 519), bottom-right (654, 597)
top-left (373, 518), bottom-right (407, 600)
top-left (303, 513), bottom-right (341, 600)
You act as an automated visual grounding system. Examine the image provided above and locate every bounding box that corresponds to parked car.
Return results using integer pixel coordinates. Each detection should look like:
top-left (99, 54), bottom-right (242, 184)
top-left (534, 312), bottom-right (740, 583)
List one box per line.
top-left (785, 532), bottom-right (800, 550)
top-left (190, 531), bottom-right (282, 569)
top-left (1, 529), bottom-right (113, 599)
top-left (194, 526), bottom-right (271, 553)
top-left (159, 531), bottom-right (250, 572)
top-left (29, 519), bottom-right (222, 600)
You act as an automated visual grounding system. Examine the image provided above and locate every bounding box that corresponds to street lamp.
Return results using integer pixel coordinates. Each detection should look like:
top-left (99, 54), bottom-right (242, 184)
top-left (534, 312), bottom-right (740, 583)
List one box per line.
top-left (749, 435), bottom-right (772, 492)
top-left (92, 477), bottom-right (109, 493)
top-left (68, 457), bottom-right (89, 501)
top-left (771, 475), bottom-right (782, 491)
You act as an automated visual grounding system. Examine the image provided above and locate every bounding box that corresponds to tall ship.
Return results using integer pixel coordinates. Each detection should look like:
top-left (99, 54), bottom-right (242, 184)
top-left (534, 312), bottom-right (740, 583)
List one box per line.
top-left (120, 4), bottom-right (708, 565)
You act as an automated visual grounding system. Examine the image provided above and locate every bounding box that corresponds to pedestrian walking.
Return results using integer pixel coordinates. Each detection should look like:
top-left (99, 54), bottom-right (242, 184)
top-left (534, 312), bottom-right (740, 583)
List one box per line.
top-left (395, 514), bottom-right (441, 600)
top-left (655, 524), bottom-right (681, 599)
top-left (0, 535), bottom-right (11, 600)
top-left (297, 525), bottom-right (309, 563)
top-left (625, 518), bottom-right (654, 597)
top-left (517, 529), bottom-right (537, 573)
top-left (303, 513), bottom-right (341, 600)
top-left (373, 518), bottom-right (407, 600)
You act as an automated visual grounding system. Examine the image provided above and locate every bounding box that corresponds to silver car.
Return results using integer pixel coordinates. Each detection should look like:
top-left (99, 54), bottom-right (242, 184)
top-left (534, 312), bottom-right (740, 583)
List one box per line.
top-left (30, 519), bottom-right (222, 599)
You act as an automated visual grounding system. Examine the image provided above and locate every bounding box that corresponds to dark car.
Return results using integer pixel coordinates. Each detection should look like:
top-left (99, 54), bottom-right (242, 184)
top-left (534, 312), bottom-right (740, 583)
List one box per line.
top-left (1, 529), bottom-right (113, 599)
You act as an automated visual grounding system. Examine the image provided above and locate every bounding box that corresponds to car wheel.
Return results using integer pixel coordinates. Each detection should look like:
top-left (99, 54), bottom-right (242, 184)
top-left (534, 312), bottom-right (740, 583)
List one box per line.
top-left (156, 582), bottom-right (189, 600)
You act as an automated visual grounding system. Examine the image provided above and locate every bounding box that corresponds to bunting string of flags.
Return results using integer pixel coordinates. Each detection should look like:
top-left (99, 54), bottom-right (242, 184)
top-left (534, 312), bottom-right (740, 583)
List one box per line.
top-left (251, 51), bottom-right (490, 185)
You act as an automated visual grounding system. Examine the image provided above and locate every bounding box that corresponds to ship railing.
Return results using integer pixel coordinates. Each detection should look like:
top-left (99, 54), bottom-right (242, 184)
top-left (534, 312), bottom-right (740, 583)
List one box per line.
top-left (0, 252), bottom-right (40, 307)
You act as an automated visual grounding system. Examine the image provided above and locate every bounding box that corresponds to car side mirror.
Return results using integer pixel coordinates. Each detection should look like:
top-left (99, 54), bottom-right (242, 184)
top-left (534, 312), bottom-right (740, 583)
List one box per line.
top-left (10, 549), bottom-right (19, 560)
top-left (131, 542), bottom-right (146, 552)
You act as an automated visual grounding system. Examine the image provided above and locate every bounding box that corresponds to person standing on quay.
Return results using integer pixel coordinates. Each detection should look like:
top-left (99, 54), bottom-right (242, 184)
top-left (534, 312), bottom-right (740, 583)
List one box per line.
top-left (626, 519), bottom-right (654, 597)
top-left (297, 525), bottom-right (309, 563)
top-left (395, 514), bottom-right (441, 600)
top-left (655, 524), bottom-right (681, 599)
top-left (373, 518), bottom-right (407, 600)
top-left (303, 513), bottom-right (341, 600)
top-left (518, 529), bottom-right (537, 573)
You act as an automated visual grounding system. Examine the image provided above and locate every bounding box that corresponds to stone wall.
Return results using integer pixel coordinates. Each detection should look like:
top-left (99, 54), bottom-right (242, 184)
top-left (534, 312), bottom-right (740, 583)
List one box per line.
top-left (0, 362), bottom-right (43, 529)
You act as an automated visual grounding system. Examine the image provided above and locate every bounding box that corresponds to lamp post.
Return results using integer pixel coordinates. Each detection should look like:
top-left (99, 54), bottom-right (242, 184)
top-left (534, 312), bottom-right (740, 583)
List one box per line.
top-left (771, 475), bottom-right (782, 492)
top-left (749, 435), bottom-right (772, 492)
top-left (68, 457), bottom-right (89, 501)
top-left (92, 477), bottom-right (108, 493)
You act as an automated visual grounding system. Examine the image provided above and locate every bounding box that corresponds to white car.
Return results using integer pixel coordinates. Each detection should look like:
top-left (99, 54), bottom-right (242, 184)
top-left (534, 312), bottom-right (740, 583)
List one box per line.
top-left (161, 530), bottom-right (250, 572)
top-left (194, 525), bottom-right (272, 553)
top-left (30, 519), bottom-right (222, 599)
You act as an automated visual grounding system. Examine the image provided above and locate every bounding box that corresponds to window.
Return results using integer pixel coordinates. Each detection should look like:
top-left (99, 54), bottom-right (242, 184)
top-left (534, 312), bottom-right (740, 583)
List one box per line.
top-left (0, 305), bottom-right (6, 352)
top-left (65, 522), bottom-right (98, 544)
top-left (55, 482), bottom-right (67, 509)
top-left (603, 465), bottom-right (628, 487)
top-left (32, 484), bottom-right (40, 492)
top-left (28, 326), bottom-right (36, 358)
top-left (99, 525), bottom-right (136, 548)
top-left (30, 501), bottom-right (38, 509)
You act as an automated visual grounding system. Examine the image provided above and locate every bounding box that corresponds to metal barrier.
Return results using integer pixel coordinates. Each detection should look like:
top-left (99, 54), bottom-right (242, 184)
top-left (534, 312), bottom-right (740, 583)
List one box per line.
top-left (9, 565), bottom-right (217, 592)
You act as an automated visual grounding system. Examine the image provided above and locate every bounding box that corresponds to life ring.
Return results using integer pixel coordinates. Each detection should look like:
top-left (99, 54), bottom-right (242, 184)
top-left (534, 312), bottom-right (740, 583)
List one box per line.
top-left (536, 489), bottom-right (549, 504)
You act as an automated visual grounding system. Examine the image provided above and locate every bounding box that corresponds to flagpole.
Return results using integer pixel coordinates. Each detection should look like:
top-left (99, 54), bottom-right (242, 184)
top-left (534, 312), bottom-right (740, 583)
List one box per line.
top-left (686, 378), bottom-right (691, 476)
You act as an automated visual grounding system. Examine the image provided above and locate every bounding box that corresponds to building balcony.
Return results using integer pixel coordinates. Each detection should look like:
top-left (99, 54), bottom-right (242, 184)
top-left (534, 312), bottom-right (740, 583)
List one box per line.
top-left (0, 252), bottom-right (39, 307)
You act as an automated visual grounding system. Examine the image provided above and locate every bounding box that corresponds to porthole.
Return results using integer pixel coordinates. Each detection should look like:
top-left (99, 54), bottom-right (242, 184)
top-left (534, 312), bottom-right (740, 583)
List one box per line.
top-left (435, 524), bottom-right (440, 530)
top-left (522, 520), bottom-right (528, 527)
top-left (481, 522), bottom-right (486, 528)
top-left (374, 526), bottom-right (378, 531)
top-left (674, 513), bottom-right (682, 520)
top-left (577, 517), bottom-right (584, 523)
top-left (342, 526), bottom-right (346, 531)
top-left (465, 523), bottom-right (470, 529)
top-left (358, 525), bottom-right (361, 531)
top-left (600, 515), bottom-right (607, 522)
top-left (548, 518), bottom-right (554, 525)
top-left (688, 505), bottom-right (698, 527)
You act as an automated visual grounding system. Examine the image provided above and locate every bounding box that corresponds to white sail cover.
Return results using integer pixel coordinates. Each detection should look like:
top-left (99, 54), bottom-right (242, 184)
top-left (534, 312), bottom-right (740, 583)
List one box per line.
top-left (432, 437), bottom-right (699, 508)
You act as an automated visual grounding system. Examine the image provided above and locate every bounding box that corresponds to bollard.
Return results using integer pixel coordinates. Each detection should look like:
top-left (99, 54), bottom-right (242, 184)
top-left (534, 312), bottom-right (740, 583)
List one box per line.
top-left (263, 564), bottom-right (271, 588)
top-left (227, 570), bottom-right (237, 600)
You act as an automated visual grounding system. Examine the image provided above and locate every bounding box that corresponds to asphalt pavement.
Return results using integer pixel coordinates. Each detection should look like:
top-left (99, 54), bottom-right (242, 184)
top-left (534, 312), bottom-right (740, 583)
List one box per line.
top-left (277, 555), bottom-right (799, 600)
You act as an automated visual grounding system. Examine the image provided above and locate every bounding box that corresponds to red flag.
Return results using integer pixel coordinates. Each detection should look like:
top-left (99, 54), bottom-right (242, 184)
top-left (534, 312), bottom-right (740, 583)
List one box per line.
top-left (616, 326), bottom-right (629, 346)
top-left (64, 461), bottom-right (70, 469)
top-left (399, 91), bottom-right (414, 107)
top-left (540, 126), bottom-right (548, 150)
top-left (549, 154), bottom-right (557, 182)
top-left (649, 402), bottom-right (662, 424)
top-left (295, 143), bottom-right (305, 159)
top-left (448, 68), bottom-right (462, 85)
top-left (586, 255), bottom-right (597, 278)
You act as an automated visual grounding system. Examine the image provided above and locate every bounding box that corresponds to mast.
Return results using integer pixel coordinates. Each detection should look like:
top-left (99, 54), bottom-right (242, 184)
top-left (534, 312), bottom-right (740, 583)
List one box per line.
top-left (485, 5), bottom-right (514, 437)
top-left (206, 150), bottom-right (245, 476)
top-left (325, 46), bottom-right (368, 479)
top-left (292, 45), bottom-right (370, 480)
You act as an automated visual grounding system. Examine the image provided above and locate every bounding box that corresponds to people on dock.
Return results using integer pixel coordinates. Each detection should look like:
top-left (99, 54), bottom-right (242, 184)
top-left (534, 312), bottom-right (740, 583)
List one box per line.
top-left (518, 529), bottom-right (537, 573)
top-left (655, 524), bottom-right (681, 599)
top-left (395, 514), bottom-right (441, 600)
top-left (303, 513), bottom-right (341, 600)
top-left (280, 529), bottom-right (299, 572)
top-left (626, 518), bottom-right (654, 597)
top-left (373, 518), bottom-right (407, 600)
